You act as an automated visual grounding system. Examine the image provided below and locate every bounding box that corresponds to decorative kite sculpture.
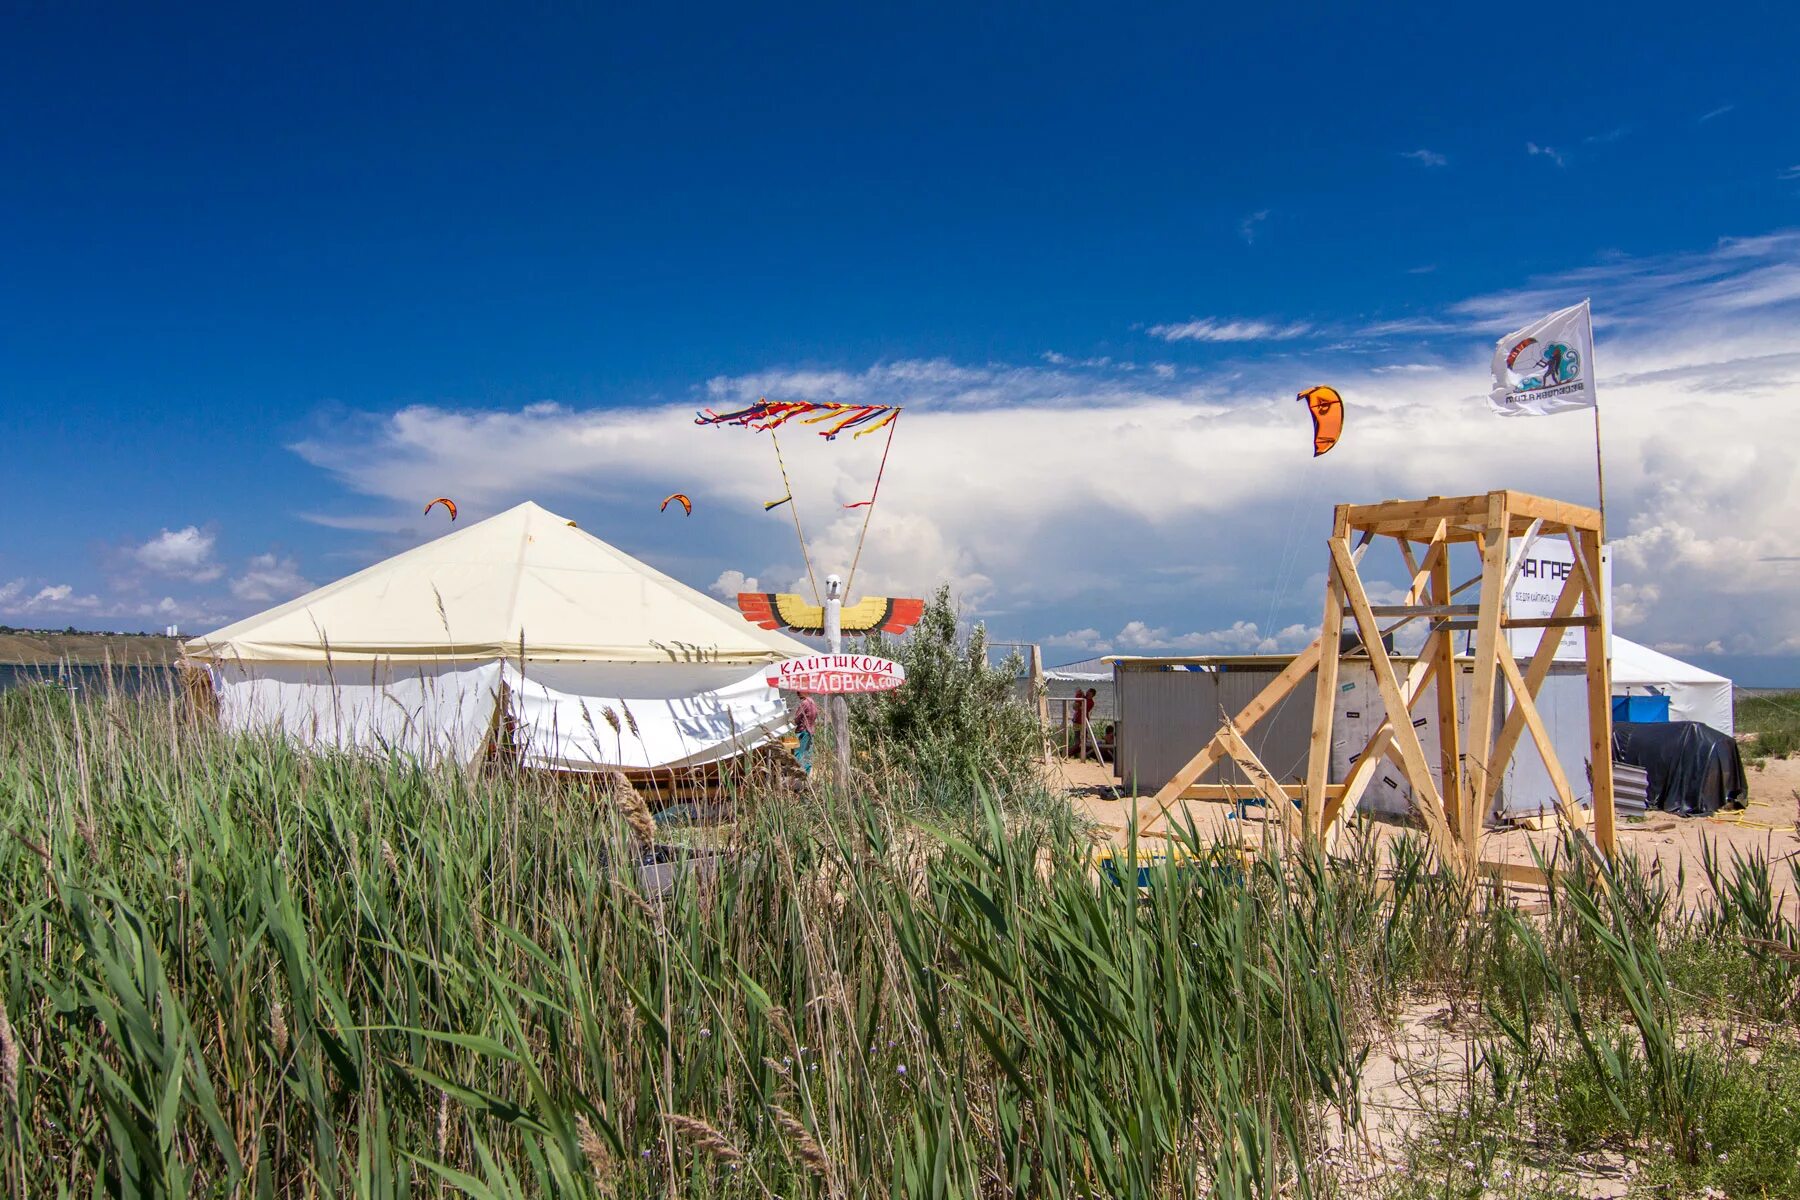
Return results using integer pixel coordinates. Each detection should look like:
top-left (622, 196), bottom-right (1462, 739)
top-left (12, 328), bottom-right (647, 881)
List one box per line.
top-left (660, 492), bottom-right (693, 515)
top-left (1297, 386), bottom-right (1344, 457)
top-left (738, 592), bottom-right (925, 637)
top-left (696, 399), bottom-right (900, 440)
top-left (424, 497), bottom-right (459, 520)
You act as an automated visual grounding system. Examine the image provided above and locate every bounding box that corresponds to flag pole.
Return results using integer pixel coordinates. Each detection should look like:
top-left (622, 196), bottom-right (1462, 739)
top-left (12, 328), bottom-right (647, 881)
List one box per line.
top-left (1586, 299), bottom-right (1606, 540)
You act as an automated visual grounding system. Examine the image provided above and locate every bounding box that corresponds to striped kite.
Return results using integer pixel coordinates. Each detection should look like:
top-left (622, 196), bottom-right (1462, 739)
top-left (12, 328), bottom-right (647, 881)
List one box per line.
top-left (695, 399), bottom-right (901, 440)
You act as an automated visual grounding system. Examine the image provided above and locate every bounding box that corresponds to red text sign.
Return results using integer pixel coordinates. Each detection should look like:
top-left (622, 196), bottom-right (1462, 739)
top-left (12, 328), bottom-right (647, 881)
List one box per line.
top-left (767, 653), bottom-right (906, 694)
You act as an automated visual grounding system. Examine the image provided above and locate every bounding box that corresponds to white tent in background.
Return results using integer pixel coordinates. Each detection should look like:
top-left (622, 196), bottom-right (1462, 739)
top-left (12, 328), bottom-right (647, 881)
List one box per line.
top-left (1610, 635), bottom-right (1734, 735)
top-left (182, 501), bottom-right (811, 770)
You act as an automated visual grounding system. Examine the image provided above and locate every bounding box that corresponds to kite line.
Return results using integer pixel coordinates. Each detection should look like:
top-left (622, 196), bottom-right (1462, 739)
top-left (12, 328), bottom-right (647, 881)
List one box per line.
top-left (844, 411), bottom-right (900, 598)
top-left (768, 432), bottom-right (821, 603)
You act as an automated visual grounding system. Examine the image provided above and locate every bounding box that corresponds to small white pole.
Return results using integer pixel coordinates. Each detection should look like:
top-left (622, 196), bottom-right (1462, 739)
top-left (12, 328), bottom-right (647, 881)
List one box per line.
top-left (824, 573), bottom-right (851, 776)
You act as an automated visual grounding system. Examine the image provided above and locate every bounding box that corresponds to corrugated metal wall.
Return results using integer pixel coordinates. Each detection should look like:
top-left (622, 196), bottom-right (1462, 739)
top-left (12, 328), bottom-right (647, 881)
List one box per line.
top-left (1116, 665), bottom-right (1317, 793)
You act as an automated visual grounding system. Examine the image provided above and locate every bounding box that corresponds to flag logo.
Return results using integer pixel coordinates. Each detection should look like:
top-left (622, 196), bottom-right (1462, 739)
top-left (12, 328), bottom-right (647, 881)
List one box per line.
top-left (1503, 337), bottom-right (1582, 391)
top-left (1489, 301), bottom-right (1596, 417)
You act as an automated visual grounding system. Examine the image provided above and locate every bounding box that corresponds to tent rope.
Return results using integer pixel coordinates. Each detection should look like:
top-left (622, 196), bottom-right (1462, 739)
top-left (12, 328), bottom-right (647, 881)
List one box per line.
top-left (844, 412), bottom-right (900, 598)
top-left (770, 432), bottom-right (821, 603)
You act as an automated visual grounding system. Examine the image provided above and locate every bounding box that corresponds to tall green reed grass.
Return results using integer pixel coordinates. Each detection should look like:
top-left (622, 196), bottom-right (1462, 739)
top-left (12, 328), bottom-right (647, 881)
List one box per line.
top-left (3, 678), bottom-right (1795, 1197)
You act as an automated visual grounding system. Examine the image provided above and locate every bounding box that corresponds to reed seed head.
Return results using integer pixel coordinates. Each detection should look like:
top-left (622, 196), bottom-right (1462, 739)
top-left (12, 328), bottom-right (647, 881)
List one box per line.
top-left (577, 1114), bottom-right (615, 1190)
top-left (661, 1112), bottom-right (744, 1164)
top-left (607, 771), bottom-right (657, 847)
top-left (771, 1105), bottom-right (829, 1179)
top-left (0, 1001), bottom-right (18, 1108)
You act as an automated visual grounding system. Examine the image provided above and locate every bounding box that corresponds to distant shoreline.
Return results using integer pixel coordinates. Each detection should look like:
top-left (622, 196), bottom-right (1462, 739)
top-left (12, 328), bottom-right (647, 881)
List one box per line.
top-left (0, 631), bottom-right (182, 666)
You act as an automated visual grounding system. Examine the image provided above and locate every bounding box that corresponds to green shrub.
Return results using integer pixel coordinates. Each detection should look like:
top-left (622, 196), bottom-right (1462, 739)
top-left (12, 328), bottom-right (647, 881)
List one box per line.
top-left (846, 584), bottom-right (1042, 796)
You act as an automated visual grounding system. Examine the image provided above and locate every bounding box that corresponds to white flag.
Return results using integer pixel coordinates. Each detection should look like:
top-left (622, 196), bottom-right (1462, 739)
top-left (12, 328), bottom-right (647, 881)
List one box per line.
top-left (1488, 300), bottom-right (1596, 417)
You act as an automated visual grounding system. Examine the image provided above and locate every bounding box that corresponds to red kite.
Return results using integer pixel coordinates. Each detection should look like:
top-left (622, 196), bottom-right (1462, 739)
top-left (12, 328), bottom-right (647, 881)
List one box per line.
top-left (424, 497), bottom-right (458, 521)
top-left (660, 493), bottom-right (693, 516)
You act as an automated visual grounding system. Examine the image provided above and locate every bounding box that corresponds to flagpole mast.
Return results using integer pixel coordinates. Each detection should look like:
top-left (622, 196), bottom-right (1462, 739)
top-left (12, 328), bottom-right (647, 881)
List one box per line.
top-left (1587, 299), bottom-right (1606, 540)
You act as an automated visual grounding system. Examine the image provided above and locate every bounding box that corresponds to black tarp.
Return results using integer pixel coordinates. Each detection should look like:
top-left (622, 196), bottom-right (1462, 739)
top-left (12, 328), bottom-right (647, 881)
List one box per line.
top-left (1612, 721), bottom-right (1748, 817)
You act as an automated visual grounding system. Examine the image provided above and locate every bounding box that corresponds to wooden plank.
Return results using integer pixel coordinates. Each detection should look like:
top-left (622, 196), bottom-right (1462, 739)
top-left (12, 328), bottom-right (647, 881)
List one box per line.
top-left (1479, 859), bottom-right (1554, 888)
top-left (1342, 495), bottom-right (1491, 528)
top-left (1430, 531), bottom-right (1462, 841)
top-left (1320, 724), bottom-right (1395, 829)
top-left (1502, 616), bottom-right (1599, 630)
top-left (1217, 716), bottom-right (1302, 837)
top-left (1181, 784), bottom-right (1346, 801)
top-left (1459, 492), bottom-right (1510, 873)
top-left (1495, 637), bottom-right (1585, 832)
top-left (1330, 537), bottom-right (1460, 869)
top-left (1506, 493), bottom-right (1602, 532)
top-left (1134, 636), bottom-right (1323, 827)
top-left (1579, 528), bottom-right (1617, 860)
top-left (1403, 525), bottom-right (1449, 605)
top-left (1481, 555), bottom-right (1590, 814)
top-left (1498, 517), bottom-right (1546, 600)
top-left (1304, 575), bottom-right (1344, 837)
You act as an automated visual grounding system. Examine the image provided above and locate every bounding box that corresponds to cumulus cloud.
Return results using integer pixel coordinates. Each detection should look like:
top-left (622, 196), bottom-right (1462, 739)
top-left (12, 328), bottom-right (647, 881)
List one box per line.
top-left (1526, 142), bottom-right (1566, 167)
top-left (230, 553), bottom-right (313, 604)
top-left (710, 569), bottom-right (760, 599)
top-left (0, 582), bottom-right (103, 618)
top-left (284, 231), bottom-right (1800, 671)
top-left (131, 526), bottom-right (222, 581)
top-left (1147, 318), bottom-right (1312, 344)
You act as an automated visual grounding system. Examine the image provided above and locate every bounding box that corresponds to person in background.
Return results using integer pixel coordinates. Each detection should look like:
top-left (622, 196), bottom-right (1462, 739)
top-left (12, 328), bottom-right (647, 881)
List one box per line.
top-left (794, 692), bottom-right (819, 774)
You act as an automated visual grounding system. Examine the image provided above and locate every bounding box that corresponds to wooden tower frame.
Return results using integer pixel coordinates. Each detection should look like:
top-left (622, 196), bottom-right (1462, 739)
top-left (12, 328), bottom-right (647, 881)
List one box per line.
top-left (1135, 491), bottom-right (1615, 878)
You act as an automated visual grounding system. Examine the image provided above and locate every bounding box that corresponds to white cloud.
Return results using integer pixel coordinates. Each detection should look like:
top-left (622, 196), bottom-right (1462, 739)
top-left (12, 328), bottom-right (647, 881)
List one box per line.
top-left (1239, 209), bottom-right (1269, 245)
top-left (711, 569), bottom-right (760, 599)
top-left (0, 582), bottom-right (103, 618)
top-left (1780, 166), bottom-right (1800, 181)
top-left (1526, 142), bottom-right (1566, 167)
top-left (286, 230), bottom-right (1800, 670)
top-left (1697, 104), bottom-right (1734, 124)
top-left (230, 553), bottom-right (313, 603)
top-left (1147, 318), bottom-right (1311, 343)
top-left (131, 526), bottom-right (222, 581)
top-left (1400, 149), bottom-right (1447, 168)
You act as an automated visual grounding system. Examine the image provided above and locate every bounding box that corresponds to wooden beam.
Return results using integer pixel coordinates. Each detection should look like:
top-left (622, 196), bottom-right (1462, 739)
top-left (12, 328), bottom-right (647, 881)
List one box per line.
top-left (1503, 616), bottom-right (1599, 630)
top-left (1304, 574), bottom-right (1344, 837)
top-left (1459, 491), bottom-right (1511, 873)
top-left (1320, 724), bottom-right (1396, 830)
top-left (1481, 555), bottom-right (1590, 815)
top-left (1429, 530), bottom-right (1462, 840)
top-left (1345, 603), bottom-right (1480, 618)
top-left (1479, 859), bottom-right (1554, 889)
top-left (1181, 784), bottom-right (1346, 801)
top-left (1135, 636), bottom-right (1323, 827)
top-left (1495, 637), bottom-right (1585, 832)
top-left (1217, 716), bottom-right (1302, 838)
top-left (1579, 528), bottom-right (1617, 860)
top-left (1330, 537), bottom-right (1460, 870)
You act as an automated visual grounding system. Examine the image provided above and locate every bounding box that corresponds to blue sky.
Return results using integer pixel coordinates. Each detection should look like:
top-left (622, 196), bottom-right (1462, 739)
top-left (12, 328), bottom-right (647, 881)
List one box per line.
top-left (5, 4), bottom-right (1799, 681)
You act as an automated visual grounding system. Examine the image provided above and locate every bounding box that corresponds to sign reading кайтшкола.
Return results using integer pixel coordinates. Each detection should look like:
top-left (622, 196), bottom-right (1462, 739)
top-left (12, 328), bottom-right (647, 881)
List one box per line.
top-left (766, 653), bottom-right (906, 694)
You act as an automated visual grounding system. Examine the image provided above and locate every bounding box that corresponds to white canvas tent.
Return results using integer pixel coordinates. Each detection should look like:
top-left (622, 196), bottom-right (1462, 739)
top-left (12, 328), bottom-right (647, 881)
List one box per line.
top-left (1611, 635), bottom-right (1734, 735)
top-left (183, 501), bottom-right (812, 770)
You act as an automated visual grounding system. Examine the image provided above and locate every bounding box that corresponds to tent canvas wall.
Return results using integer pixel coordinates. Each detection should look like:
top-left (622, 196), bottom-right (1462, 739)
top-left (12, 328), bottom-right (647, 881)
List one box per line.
top-left (183, 501), bottom-right (812, 770)
top-left (1610, 636), bottom-right (1733, 735)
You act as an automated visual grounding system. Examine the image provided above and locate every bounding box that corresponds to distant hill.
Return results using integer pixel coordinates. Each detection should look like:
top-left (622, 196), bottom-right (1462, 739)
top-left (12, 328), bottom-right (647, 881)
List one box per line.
top-left (0, 630), bottom-right (182, 665)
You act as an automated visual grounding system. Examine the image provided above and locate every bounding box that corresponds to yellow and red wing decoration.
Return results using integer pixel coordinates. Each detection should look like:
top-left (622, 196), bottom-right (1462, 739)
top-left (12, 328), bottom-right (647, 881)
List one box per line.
top-left (737, 593), bottom-right (925, 636)
top-left (1297, 386), bottom-right (1343, 457)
